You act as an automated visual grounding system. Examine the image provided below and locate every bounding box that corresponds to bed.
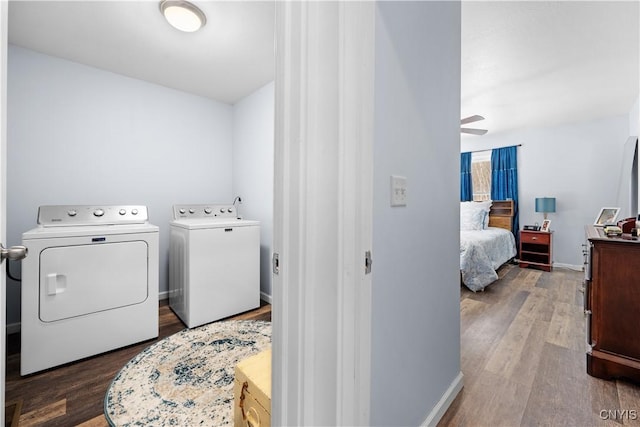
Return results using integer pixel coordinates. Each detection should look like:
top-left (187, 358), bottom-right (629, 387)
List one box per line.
top-left (460, 200), bottom-right (517, 292)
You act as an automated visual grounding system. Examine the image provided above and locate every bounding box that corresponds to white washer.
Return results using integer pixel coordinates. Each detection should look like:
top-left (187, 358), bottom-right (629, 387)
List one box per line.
top-left (169, 204), bottom-right (260, 328)
top-left (21, 205), bottom-right (159, 375)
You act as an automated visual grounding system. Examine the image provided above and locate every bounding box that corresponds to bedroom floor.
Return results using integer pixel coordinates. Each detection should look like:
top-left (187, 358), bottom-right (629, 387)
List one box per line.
top-left (439, 264), bottom-right (640, 426)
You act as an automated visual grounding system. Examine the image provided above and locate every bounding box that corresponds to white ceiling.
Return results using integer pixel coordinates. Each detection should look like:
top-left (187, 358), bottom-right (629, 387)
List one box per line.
top-left (7, 1), bottom-right (639, 134)
top-left (8, 0), bottom-right (275, 105)
top-left (462, 1), bottom-right (639, 137)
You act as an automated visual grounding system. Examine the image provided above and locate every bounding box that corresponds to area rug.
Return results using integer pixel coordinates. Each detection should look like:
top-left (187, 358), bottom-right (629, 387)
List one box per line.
top-left (104, 320), bottom-right (271, 426)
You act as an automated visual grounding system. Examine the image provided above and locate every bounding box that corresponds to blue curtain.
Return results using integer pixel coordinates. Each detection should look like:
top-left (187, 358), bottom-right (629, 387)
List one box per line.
top-left (460, 152), bottom-right (472, 201)
top-left (491, 146), bottom-right (519, 239)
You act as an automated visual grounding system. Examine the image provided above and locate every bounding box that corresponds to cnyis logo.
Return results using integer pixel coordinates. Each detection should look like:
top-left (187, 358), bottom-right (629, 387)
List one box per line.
top-left (599, 409), bottom-right (638, 420)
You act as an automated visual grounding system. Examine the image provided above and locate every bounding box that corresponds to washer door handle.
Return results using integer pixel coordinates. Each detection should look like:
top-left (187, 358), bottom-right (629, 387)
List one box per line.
top-left (0, 244), bottom-right (28, 263)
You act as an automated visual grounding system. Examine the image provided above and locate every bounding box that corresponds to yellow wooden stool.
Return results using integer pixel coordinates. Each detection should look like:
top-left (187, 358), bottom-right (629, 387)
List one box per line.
top-left (234, 348), bottom-right (271, 427)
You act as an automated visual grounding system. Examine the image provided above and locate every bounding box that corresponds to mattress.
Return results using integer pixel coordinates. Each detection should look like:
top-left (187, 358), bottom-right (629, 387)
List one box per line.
top-left (460, 227), bottom-right (517, 292)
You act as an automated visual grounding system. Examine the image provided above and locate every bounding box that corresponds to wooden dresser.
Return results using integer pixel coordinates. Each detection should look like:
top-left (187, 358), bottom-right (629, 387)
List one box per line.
top-left (584, 226), bottom-right (640, 383)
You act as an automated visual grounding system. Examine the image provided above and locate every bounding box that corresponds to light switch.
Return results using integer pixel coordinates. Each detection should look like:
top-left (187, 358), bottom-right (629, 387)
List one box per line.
top-left (390, 175), bottom-right (407, 207)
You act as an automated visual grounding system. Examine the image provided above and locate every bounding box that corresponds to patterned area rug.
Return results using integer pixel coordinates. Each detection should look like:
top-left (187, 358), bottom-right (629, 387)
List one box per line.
top-left (104, 320), bottom-right (271, 426)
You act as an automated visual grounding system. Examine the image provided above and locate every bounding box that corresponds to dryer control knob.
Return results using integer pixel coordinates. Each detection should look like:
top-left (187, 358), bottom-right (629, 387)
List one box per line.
top-left (131, 209), bottom-right (139, 215)
top-left (67, 209), bottom-right (77, 217)
top-left (220, 208), bottom-right (226, 213)
top-left (93, 209), bottom-right (105, 217)
top-left (119, 209), bottom-right (126, 215)
top-left (204, 208), bottom-right (212, 214)
top-left (179, 209), bottom-right (186, 214)
top-left (189, 209), bottom-right (195, 214)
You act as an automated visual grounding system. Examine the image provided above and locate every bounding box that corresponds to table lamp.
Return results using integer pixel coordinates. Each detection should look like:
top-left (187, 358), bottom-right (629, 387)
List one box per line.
top-left (535, 197), bottom-right (556, 220)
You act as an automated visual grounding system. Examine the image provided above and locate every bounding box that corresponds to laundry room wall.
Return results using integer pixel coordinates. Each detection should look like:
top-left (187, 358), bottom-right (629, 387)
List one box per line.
top-left (6, 45), bottom-right (234, 326)
top-left (232, 81), bottom-right (274, 301)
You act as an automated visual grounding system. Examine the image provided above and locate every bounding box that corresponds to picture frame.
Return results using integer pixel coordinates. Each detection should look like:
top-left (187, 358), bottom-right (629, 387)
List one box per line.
top-left (541, 219), bottom-right (551, 232)
top-left (594, 207), bottom-right (620, 226)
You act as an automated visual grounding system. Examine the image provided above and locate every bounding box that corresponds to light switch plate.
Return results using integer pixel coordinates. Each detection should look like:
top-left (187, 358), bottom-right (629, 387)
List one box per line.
top-left (390, 175), bottom-right (407, 207)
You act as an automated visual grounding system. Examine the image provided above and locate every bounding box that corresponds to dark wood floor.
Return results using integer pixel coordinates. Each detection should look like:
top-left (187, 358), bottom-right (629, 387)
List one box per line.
top-left (5, 301), bottom-right (271, 427)
top-left (439, 264), bottom-right (640, 427)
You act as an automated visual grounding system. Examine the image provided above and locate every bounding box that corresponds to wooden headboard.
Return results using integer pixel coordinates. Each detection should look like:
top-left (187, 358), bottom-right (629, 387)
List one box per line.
top-left (487, 200), bottom-right (514, 232)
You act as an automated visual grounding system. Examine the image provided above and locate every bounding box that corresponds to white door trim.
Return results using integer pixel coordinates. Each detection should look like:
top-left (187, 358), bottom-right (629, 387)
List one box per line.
top-left (0, 0), bottom-right (8, 420)
top-left (335, 2), bottom-right (374, 425)
top-left (272, 2), bottom-right (374, 425)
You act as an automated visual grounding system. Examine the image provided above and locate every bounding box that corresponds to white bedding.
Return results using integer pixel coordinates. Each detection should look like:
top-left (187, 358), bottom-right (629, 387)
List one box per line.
top-left (460, 227), bottom-right (517, 292)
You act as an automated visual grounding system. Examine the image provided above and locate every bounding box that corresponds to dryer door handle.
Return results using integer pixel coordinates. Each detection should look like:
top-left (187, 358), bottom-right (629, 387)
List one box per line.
top-left (0, 244), bottom-right (28, 263)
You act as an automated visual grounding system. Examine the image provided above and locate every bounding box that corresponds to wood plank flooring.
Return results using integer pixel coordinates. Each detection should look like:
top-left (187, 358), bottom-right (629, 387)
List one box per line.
top-left (8, 267), bottom-right (640, 426)
top-left (439, 264), bottom-right (640, 427)
top-left (5, 301), bottom-right (271, 427)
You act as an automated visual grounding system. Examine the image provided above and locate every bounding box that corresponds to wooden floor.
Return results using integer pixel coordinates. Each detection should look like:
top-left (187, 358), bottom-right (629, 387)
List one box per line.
top-left (5, 301), bottom-right (271, 427)
top-left (8, 267), bottom-right (640, 426)
top-left (439, 264), bottom-right (640, 427)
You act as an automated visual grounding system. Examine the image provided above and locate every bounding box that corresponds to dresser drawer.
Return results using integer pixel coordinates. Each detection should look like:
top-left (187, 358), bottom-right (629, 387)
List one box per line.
top-left (521, 232), bottom-right (550, 245)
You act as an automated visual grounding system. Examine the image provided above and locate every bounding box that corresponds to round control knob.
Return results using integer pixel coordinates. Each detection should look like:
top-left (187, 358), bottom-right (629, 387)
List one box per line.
top-left (189, 209), bottom-right (195, 214)
top-left (179, 208), bottom-right (186, 214)
top-left (220, 208), bottom-right (226, 213)
top-left (93, 209), bottom-right (105, 217)
top-left (119, 209), bottom-right (126, 215)
top-left (67, 209), bottom-right (77, 217)
top-left (131, 209), bottom-right (139, 215)
top-left (204, 208), bottom-right (212, 214)
top-left (228, 208), bottom-right (233, 213)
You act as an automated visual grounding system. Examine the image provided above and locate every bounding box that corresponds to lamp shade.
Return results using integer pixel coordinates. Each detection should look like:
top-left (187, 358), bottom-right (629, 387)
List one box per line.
top-left (535, 197), bottom-right (556, 213)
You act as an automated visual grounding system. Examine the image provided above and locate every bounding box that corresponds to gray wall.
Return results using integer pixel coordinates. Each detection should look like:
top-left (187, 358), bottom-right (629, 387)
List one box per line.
top-left (461, 114), bottom-right (629, 268)
top-left (371, 2), bottom-right (462, 425)
top-left (631, 95), bottom-right (639, 136)
top-left (6, 45), bottom-right (234, 324)
top-left (232, 81), bottom-right (274, 299)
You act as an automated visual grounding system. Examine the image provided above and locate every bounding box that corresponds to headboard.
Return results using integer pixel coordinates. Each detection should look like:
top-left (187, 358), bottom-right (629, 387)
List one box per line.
top-left (487, 200), bottom-right (514, 232)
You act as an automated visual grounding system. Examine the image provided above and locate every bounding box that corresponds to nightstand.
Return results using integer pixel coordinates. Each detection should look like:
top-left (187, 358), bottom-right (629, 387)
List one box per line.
top-left (519, 230), bottom-right (553, 272)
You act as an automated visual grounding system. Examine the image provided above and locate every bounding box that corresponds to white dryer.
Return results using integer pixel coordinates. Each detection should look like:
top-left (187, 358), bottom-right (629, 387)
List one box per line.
top-left (169, 204), bottom-right (260, 328)
top-left (21, 205), bottom-right (159, 375)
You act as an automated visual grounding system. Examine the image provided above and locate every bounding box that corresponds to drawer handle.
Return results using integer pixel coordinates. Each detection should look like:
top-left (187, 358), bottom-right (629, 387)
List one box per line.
top-left (239, 381), bottom-right (261, 427)
top-left (240, 381), bottom-right (249, 420)
top-left (532, 237), bottom-right (537, 240)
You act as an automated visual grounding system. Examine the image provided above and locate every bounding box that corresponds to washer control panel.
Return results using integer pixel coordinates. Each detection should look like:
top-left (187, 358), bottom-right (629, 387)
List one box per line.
top-left (173, 204), bottom-right (237, 220)
top-left (37, 205), bottom-right (149, 226)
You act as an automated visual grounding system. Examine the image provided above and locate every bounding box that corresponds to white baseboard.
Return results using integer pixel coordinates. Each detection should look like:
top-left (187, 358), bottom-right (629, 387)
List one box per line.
top-left (554, 263), bottom-right (584, 272)
top-left (159, 290), bottom-right (169, 300)
top-left (260, 291), bottom-right (272, 304)
top-left (421, 371), bottom-right (464, 427)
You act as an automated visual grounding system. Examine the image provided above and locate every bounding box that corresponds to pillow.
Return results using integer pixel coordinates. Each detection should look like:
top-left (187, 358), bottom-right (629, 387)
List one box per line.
top-left (461, 201), bottom-right (492, 229)
top-left (460, 206), bottom-right (485, 231)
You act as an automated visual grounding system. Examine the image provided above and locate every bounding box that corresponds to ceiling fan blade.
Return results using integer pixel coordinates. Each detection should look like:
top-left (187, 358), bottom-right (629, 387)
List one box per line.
top-left (460, 128), bottom-right (488, 135)
top-left (460, 115), bottom-right (485, 125)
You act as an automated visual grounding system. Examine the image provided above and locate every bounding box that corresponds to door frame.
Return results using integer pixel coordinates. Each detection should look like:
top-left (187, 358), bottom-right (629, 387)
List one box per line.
top-left (1, 0), bottom-right (8, 421)
top-left (272, 2), bottom-right (374, 425)
top-left (0, 1), bottom-right (376, 423)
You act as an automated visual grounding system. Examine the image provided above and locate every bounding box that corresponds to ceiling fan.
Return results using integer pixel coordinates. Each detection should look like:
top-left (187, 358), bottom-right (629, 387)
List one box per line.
top-left (461, 115), bottom-right (488, 135)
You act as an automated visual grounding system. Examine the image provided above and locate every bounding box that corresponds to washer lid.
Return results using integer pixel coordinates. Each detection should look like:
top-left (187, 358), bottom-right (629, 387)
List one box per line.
top-left (170, 218), bottom-right (260, 230)
top-left (22, 223), bottom-right (159, 240)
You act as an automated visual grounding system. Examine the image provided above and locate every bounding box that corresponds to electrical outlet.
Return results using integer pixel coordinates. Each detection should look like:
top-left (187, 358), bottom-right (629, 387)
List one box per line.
top-left (390, 175), bottom-right (407, 207)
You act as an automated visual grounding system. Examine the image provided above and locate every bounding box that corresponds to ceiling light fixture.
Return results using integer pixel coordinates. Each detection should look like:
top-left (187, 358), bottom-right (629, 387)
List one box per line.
top-left (160, 0), bottom-right (206, 33)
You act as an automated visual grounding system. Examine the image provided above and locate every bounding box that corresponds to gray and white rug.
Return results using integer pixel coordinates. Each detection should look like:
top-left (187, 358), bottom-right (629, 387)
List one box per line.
top-left (104, 320), bottom-right (271, 426)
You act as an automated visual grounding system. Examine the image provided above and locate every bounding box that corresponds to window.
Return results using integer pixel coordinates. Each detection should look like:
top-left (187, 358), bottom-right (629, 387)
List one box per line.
top-left (471, 151), bottom-right (491, 201)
